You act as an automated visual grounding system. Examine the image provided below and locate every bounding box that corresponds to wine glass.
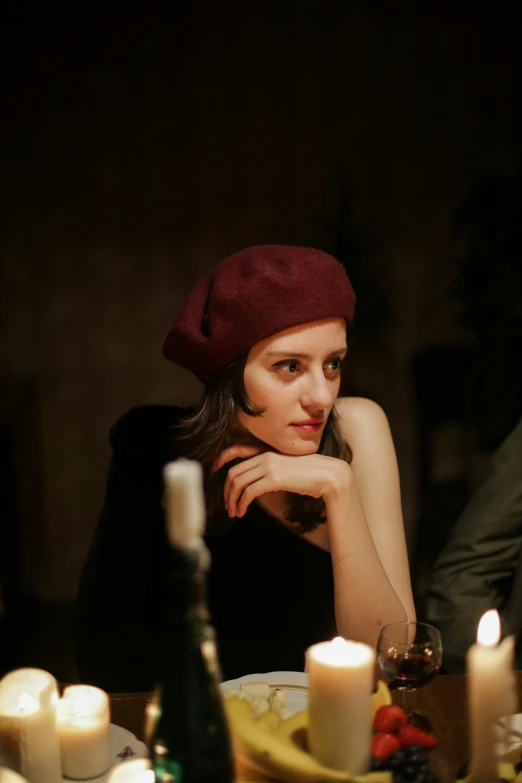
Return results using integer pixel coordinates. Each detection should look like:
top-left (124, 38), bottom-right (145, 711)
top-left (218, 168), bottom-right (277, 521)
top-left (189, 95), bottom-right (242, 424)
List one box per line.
top-left (377, 621), bottom-right (443, 730)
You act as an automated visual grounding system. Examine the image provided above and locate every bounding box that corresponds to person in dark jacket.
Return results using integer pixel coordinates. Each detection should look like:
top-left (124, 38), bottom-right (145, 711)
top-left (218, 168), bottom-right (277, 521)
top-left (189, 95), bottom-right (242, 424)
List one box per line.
top-left (75, 245), bottom-right (415, 691)
top-left (426, 416), bottom-right (522, 673)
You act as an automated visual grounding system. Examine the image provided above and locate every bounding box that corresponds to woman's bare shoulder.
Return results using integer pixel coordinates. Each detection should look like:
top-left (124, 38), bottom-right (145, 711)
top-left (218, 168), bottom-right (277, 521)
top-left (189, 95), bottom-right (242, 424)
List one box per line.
top-left (334, 397), bottom-right (397, 474)
top-left (334, 397), bottom-right (389, 435)
top-left (334, 397), bottom-right (394, 456)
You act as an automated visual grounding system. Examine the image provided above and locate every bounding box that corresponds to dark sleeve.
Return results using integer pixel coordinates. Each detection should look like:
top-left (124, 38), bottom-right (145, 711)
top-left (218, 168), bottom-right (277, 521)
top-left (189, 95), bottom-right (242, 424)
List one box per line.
top-left (74, 407), bottom-right (178, 692)
top-left (426, 417), bottom-right (522, 673)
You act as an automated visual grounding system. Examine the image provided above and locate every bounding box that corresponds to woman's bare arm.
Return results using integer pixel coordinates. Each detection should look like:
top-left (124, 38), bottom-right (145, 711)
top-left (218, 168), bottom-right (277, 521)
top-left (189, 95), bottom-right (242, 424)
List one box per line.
top-left (326, 397), bottom-right (416, 648)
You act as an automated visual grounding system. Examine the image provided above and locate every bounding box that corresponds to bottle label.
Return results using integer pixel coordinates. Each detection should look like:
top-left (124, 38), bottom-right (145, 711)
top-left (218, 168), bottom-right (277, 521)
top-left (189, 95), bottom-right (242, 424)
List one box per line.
top-left (154, 760), bottom-right (182, 783)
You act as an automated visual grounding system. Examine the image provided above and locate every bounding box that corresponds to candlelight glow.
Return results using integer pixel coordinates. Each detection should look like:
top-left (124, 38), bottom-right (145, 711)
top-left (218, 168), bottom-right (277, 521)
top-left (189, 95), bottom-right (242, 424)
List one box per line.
top-left (323, 636), bottom-right (349, 666)
top-left (309, 636), bottom-right (374, 667)
top-left (144, 698), bottom-right (160, 744)
top-left (72, 692), bottom-right (91, 716)
top-left (477, 610), bottom-right (501, 647)
top-left (135, 771), bottom-right (155, 783)
top-left (18, 692), bottom-right (38, 713)
top-left (106, 759), bottom-right (153, 783)
top-left (59, 685), bottom-right (107, 720)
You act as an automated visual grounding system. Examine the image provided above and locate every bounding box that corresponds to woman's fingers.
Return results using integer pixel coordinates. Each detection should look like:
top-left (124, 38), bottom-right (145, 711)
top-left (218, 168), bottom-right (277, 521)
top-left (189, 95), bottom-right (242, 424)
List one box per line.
top-left (226, 464), bottom-right (265, 516)
top-left (224, 457), bottom-right (261, 501)
top-left (236, 477), bottom-right (274, 518)
top-left (213, 444), bottom-right (265, 472)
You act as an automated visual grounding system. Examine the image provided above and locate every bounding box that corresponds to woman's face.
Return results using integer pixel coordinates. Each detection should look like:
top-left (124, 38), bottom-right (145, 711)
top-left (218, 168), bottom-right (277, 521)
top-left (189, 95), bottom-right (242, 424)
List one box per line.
top-left (236, 318), bottom-right (347, 455)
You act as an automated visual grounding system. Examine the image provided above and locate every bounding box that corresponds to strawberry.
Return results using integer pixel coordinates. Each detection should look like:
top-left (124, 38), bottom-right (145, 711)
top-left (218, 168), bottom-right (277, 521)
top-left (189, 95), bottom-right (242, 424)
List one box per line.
top-left (371, 732), bottom-right (402, 761)
top-left (398, 724), bottom-right (439, 752)
top-left (373, 705), bottom-right (409, 733)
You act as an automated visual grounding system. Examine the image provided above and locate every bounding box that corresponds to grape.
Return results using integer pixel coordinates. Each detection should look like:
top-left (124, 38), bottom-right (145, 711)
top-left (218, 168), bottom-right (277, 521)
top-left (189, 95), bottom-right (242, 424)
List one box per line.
top-left (403, 746), bottom-right (425, 762)
top-left (386, 751), bottom-right (406, 769)
top-left (402, 764), bottom-right (418, 780)
top-left (379, 745), bottom-right (432, 783)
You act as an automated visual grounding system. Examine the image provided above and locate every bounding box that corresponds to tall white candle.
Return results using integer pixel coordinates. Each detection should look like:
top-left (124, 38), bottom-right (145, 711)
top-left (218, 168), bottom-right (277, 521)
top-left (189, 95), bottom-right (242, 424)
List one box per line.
top-left (163, 460), bottom-right (205, 550)
top-left (467, 610), bottom-right (517, 783)
top-left (307, 636), bottom-right (375, 774)
top-left (0, 668), bottom-right (61, 783)
top-left (58, 685), bottom-right (111, 780)
top-left (0, 769), bottom-right (30, 783)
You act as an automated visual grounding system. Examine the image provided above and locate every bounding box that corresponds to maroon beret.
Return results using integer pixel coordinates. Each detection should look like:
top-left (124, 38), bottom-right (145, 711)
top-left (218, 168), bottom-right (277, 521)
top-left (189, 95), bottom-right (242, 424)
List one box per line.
top-left (163, 244), bottom-right (356, 382)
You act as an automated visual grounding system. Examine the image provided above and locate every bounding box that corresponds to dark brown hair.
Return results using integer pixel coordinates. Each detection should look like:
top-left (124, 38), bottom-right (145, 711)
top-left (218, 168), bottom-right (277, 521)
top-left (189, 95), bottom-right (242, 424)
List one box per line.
top-left (175, 352), bottom-right (352, 534)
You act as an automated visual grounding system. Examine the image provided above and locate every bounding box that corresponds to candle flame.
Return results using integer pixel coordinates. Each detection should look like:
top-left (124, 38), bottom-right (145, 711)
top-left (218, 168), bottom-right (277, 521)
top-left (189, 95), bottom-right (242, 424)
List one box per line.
top-left (18, 693), bottom-right (38, 713)
top-left (309, 636), bottom-right (374, 667)
top-left (477, 609), bottom-right (501, 646)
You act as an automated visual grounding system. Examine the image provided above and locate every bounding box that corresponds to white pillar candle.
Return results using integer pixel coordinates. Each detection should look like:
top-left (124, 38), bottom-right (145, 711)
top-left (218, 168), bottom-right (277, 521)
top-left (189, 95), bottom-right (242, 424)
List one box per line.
top-left (0, 668), bottom-right (61, 783)
top-left (467, 610), bottom-right (517, 783)
top-left (106, 759), bottom-right (153, 783)
top-left (0, 770), bottom-right (30, 783)
top-left (307, 636), bottom-right (375, 774)
top-left (58, 685), bottom-right (111, 780)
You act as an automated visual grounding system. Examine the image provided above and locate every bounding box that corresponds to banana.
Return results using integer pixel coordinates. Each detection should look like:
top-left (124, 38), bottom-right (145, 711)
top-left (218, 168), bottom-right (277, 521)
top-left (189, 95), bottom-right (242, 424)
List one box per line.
top-left (274, 709), bottom-right (391, 783)
top-left (235, 754), bottom-right (274, 782)
top-left (460, 761), bottom-right (516, 783)
top-left (225, 697), bottom-right (352, 783)
top-left (276, 709), bottom-right (309, 747)
top-left (256, 709), bottom-right (281, 733)
top-left (371, 682), bottom-right (392, 719)
top-left (499, 762), bottom-right (516, 781)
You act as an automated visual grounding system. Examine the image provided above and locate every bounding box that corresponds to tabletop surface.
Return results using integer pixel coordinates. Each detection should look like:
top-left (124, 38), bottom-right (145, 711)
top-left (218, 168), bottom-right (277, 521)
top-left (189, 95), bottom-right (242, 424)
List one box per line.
top-left (109, 672), bottom-right (522, 782)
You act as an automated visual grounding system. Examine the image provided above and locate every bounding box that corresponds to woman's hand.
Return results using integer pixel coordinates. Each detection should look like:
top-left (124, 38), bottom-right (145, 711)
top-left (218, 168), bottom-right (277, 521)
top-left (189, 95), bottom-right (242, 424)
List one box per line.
top-left (213, 444), bottom-right (351, 517)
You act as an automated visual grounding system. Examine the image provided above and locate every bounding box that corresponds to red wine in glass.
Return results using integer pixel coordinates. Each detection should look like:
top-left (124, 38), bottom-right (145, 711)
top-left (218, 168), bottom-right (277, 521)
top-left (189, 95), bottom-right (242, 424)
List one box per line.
top-left (377, 621), bottom-right (443, 729)
top-left (379, 650), bottom-right (441, 690)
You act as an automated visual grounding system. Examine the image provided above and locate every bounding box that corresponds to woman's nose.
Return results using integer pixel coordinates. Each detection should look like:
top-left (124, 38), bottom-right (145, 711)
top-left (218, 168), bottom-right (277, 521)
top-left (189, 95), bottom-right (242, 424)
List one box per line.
top-left (302, 372), bottom-right (333, 409)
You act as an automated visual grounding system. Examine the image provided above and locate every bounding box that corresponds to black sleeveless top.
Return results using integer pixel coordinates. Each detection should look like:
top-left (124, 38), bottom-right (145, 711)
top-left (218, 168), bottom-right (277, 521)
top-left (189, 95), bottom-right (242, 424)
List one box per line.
top-left (74, 406), bottom-right (336, 691)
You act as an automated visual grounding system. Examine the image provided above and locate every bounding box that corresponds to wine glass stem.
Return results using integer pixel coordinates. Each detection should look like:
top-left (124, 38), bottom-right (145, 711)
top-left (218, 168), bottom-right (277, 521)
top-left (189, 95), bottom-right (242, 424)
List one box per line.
top-left (400, 687), bottom-right (413, 717)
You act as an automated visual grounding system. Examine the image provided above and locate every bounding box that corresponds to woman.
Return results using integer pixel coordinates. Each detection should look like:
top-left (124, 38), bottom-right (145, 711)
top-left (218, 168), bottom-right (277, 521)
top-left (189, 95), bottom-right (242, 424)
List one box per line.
top-left (74, 244), bottom-right (415, 691)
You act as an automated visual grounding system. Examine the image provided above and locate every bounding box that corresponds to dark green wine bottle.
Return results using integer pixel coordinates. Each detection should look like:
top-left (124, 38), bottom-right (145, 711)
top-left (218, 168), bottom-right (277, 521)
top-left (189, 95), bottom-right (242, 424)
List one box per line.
top-left (148, 460), bottom-right (233, 783)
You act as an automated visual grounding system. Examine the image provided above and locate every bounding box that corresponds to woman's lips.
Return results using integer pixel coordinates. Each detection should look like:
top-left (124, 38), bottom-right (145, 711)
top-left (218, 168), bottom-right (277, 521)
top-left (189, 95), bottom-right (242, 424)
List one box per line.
top-left (291, 422), bottom-right (322, 433)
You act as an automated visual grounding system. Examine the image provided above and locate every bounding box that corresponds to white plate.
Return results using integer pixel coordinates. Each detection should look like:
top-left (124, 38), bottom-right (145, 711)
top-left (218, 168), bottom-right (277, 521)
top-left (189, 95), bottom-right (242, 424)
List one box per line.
top-left (495, 713), bottom-right (522, 763)
top-left (0, 724), bottom-right (147, 783)
top-left (220, 670), bottom-right (309, 715)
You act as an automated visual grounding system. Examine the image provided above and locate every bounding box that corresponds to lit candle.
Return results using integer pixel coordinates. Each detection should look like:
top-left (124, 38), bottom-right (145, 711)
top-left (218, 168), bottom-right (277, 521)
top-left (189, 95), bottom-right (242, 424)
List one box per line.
top-left (0, 668), bottom-right (61, 783)
top-left (307, 636), bottom-right (375, 774)
top-left (106, 758), bottom-right (153, 783)
top-left (467, 610), bottom-right (517, 783)
top-left (57, 685), bottom-right (111, 780)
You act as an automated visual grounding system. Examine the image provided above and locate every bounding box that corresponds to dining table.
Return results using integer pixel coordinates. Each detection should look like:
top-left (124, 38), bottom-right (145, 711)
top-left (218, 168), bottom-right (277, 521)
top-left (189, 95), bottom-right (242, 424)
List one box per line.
top-left (108, 672), bottom-right (522, 782)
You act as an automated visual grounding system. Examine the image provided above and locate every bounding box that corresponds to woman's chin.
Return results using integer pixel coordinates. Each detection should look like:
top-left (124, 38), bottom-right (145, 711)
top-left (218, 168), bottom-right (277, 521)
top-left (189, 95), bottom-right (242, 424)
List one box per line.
top-left (278, 441), bottom-right (320, 457)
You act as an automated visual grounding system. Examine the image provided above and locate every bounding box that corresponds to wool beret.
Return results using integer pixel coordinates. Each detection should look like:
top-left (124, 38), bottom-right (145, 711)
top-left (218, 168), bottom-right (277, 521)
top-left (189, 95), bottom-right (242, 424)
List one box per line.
top-left (163, 244), bottom-right (355, 383)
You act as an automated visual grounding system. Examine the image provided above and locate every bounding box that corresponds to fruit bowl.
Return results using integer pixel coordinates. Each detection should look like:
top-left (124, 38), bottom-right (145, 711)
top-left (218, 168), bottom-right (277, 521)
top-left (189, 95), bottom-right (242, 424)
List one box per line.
top-left (224, 679), bottom-right (442, 783)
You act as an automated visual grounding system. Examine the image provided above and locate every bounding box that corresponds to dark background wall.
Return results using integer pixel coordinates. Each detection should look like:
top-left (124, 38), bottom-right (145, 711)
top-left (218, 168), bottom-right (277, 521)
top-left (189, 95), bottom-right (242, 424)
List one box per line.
top-left (0, 1), bottom-right (520, 675)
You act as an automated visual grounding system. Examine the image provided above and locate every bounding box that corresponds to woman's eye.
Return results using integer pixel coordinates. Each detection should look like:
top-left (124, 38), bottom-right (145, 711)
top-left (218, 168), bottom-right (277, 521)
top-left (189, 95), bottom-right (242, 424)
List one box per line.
top-left (275, 361), bottom-right (301, 375)
top-left (325, 358), bottom-right (342, 373)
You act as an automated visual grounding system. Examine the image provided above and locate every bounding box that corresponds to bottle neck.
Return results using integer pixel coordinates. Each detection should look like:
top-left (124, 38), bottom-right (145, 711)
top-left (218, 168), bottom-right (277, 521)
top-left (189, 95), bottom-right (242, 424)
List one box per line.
top-left (165, 543), bottom-right (210, 625)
